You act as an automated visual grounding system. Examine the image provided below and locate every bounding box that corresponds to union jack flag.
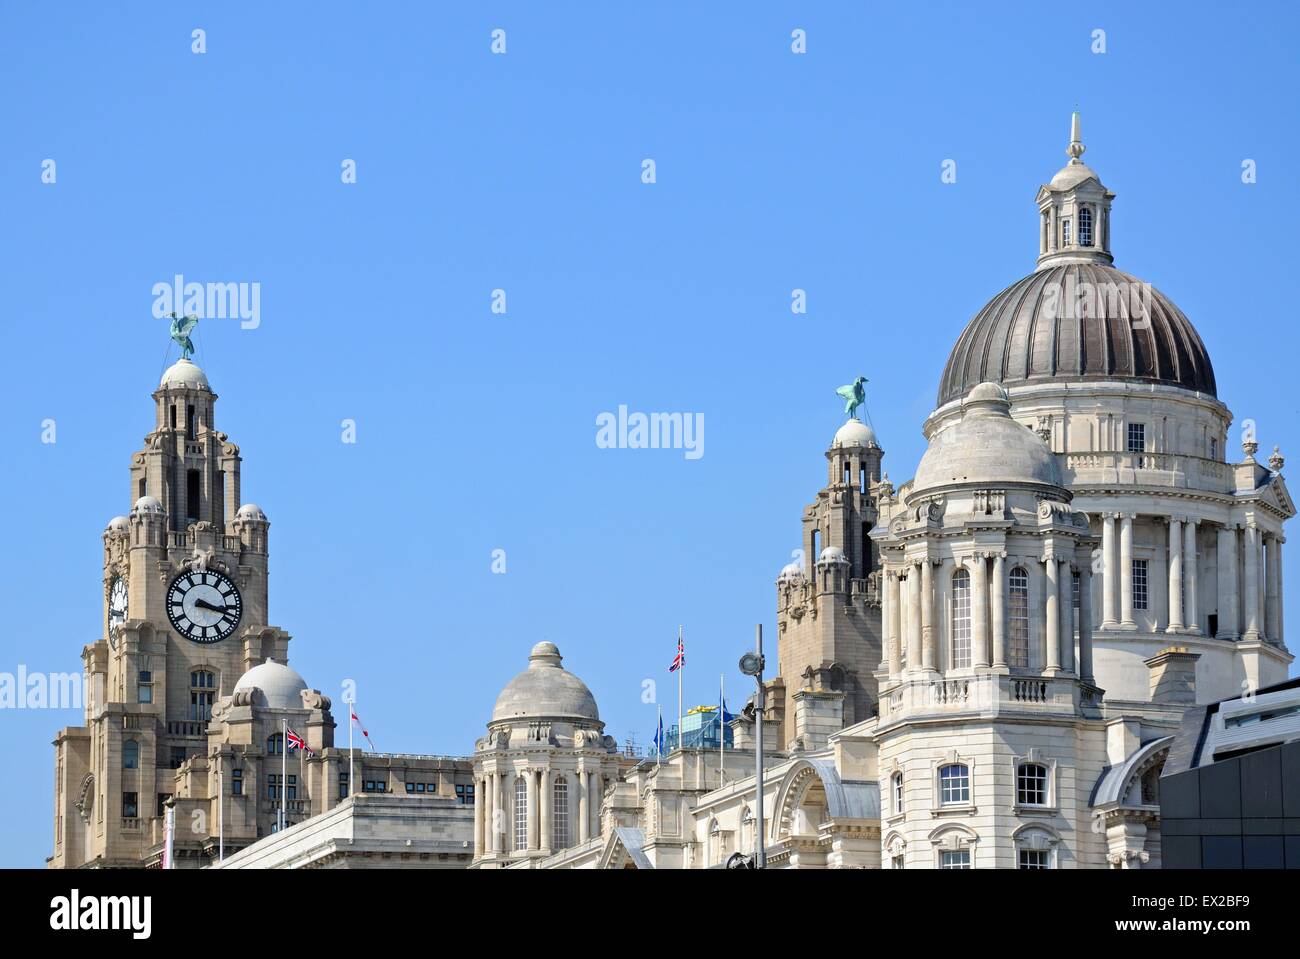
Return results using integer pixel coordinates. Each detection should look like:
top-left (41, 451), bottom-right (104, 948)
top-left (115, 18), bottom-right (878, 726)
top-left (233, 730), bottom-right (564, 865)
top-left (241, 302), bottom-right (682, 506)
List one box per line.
top-left (669, 638), bottom-right (685, 673)
top-left (286, 727), bottom-right (314, 755)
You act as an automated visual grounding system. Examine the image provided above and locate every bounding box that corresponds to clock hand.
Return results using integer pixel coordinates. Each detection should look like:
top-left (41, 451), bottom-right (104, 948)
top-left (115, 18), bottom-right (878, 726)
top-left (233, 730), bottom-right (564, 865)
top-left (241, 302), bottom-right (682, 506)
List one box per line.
top-left (193, 598), bottom-right (235, 614)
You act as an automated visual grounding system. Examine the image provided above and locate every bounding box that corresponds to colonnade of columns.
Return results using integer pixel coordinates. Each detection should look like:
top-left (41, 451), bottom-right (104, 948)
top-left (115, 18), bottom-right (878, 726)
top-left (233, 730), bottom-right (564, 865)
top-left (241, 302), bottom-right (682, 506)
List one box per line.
top-left (1096, 511), bottom-right (1285, 644)
top-left (472, 765), bottom-right (605, 860)
top-left (881, 550), bottom-right (1094, 683)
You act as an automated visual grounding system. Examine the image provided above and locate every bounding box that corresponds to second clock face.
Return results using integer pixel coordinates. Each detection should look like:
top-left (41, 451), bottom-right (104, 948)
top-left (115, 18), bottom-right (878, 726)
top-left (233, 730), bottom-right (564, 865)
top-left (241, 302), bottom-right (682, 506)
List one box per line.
top-left (167, 570), bottom-right (243, 644)
top-left (108, 576), bottom-right (128, 648)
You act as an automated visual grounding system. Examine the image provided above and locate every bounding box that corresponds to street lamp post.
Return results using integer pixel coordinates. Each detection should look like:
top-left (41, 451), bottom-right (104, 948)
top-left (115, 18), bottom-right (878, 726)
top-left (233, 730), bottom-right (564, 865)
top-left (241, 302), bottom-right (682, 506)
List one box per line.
top-left (739, 623), bottom-right (767, 869)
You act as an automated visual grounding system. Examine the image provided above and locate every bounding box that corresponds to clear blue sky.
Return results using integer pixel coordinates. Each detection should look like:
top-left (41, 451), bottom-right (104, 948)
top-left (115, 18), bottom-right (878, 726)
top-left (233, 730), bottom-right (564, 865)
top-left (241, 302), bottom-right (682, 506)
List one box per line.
top-left (1, 2), bottom-right (1296, 866)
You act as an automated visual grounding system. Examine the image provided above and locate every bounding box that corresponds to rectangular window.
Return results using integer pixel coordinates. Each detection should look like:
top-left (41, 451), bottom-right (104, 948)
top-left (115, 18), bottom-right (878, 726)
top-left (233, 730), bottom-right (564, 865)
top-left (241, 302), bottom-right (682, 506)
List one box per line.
top-left (1127, 422), bottom-right (1146, 453)
top-left (1019, 849), bottom-right (1049, 869)
top-left (1061, 219), bottom-right (1071, 246)
top-left (950, 570), bottom-right (972, 669)
top-left (939, 765), bottom-right (970, 806)
top-left (1017, 764), bottom-right (1049, 806)
top-left (406, 782), bottom-right (416, 794)
top-left (892, 854), bottom-right (905, 870)
top-left (1072, 571), bottom-right (1080, 609)
top-left (122, 792), bottom-right (138, 819)
top-left (170, 747), bottom-right (186, 770)
top-left (186, 404), bottom-right (197, 440)
top-left (339, 772), bottom-right (349, 799)
top-left (186, 469), bottom-right (201, 522)
top-left (1132, 559), bottom-right (1149, 610)
top-left (455, 783), bottom-right (475, 805)
top-left (138, 670), bottom-right (153, 704)
top-left (287, 774), bottom-right (297, 801)
top-left (940, 850), bottom-right (971, 869)
top-left (157, 793), bottom-right (171, 817)
top-left (232, 769), bottom-right (243, 796)
top-left (268, 774), bottom-right (279, 800)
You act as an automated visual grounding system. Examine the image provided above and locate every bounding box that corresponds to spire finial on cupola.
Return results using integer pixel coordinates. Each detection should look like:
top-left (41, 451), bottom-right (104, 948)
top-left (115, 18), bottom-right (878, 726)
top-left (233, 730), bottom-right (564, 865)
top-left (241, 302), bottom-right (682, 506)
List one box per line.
top-left (1066, 109), bottom-right (1085, 163)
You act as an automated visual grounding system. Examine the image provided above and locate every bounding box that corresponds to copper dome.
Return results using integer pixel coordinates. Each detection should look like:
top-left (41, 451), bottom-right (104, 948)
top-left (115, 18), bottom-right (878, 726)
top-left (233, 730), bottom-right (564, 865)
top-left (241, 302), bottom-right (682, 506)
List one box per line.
top-left (937, 263), bottom-right (1216, 407)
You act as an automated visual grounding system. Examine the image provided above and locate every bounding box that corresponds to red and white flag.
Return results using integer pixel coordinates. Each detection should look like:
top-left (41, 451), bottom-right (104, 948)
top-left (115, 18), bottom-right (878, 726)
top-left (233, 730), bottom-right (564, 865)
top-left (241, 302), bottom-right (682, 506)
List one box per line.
top-left (350, 710), bottom-right (376, 750)
top-left (669, 637), bottom-right (685, 673)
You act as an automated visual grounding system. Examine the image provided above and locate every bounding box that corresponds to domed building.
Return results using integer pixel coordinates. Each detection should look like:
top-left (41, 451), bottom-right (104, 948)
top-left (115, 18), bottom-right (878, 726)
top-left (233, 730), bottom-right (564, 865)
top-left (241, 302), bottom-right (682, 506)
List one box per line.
top-left (471, 642), bottom-right (622, 868)
top-left (925, 114), bottom-right (1292, 706)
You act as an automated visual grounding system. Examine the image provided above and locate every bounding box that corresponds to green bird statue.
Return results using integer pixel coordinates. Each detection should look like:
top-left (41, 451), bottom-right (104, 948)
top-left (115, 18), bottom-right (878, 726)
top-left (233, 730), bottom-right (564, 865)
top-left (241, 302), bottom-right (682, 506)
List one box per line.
top-left (168, 313), bottom-right (199, 360)
top-left (836, 376), bottom-right (868, 419)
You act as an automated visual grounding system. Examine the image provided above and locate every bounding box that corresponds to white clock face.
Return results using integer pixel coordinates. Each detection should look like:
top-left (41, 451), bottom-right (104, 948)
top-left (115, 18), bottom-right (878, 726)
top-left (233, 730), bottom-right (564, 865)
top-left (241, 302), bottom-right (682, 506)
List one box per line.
top-left (167, 570), bottom-right (243, 644)
top-left (108, 576), bottom-right (128, 648)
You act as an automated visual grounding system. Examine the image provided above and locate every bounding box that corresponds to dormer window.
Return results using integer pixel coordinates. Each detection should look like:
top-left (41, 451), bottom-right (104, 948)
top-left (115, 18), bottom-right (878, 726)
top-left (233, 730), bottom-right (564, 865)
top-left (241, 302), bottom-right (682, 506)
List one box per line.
top-left (1078, 207), bottom-right (1093, 247)
top-left (1061, 218), bottom-right (1072, 246)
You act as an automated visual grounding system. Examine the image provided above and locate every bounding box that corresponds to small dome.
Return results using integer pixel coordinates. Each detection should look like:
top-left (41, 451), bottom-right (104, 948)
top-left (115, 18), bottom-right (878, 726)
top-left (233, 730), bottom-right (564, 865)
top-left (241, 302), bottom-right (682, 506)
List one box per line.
top-left (491, 643), bottom-right (600, 724)
top-left (233, 658), bottom-right (308, 711)
top-left (778, 561), bottom-right (805, 582)
top-left (832, 418), bottom-right (877, 449)
top-left (160, 358), bottom-right (211, 392)
top-left (106, 515), bottom-right (130, 532)
top-left (818, 546), bottom-right (848, 564)
top-left (1048, 160), bottom-right (1101, 192)
top-left (236, 503), bottom-right (267, 522)
top-left (132, 495), bottom-right (164, 514)
top-left (912, 383), bottom-right (1063, 496)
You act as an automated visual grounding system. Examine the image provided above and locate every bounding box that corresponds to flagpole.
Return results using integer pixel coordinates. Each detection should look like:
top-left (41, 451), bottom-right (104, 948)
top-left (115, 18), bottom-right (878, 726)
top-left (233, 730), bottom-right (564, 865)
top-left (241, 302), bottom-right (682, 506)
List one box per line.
top-left (348, 695), bottom-right (354, 802)
top-left (218, 761), bottom-right (224, 863)
top-left (719, 672), bottom-right (725, 782)
top-left (677, 625), bottom-right (683, 755)
top-left (281, 717), bottom-right (287, 832)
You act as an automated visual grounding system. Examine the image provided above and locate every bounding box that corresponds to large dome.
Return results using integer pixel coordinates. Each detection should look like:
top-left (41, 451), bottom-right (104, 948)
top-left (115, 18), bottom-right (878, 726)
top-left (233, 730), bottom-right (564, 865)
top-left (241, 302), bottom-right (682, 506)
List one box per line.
top-left (159, 358), bottom-right (211, 392)
top-left (491, 642), bottom-right (600, 724)
top-left (937, 263), bottom-right (1216, 407)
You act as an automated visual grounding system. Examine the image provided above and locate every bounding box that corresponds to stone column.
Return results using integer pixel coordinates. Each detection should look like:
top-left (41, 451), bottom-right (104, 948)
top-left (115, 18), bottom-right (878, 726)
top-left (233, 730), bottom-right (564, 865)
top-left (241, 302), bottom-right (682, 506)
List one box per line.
top-left (1120, 513), bottom-right (1135, 627)
top-left (1243, 523), bottom-right (1261, 641)
top-left (577, 769), bottom-right (590, 844)
top-left (1166, 516), bottom-right (1184, 632)
top-left (539, 769), bottom-right (552, 853)
top-left (1183, 519), bottom-right (1200, 633)
top-left (991, 552), bottom-right (1007, 669)
top-left (1217, 524), bottom-right (1239, 639)
top-left (1102, 513), bottom-right (1118, 627)
top-left (971, 554), bottom-right (990, 668)
top-left (1059, 558), bottom-right (1075, 673)
top-left (1257, 533), bottom-right (1267, 640)
top-left (887, 570), bottom-right (903, 676)
top-left (907, 564), bottom-right (922, 671)
top-left (492, 771), bottom-right (504, 854)
top-left (525, 768), bottom-right (539, 851)
top-left (589, 772), bottom-right (602, 838)
top-left (921, 559), bottom-right (936, 671)
top-left (1078, 557), bottom-right (1094, 682)
top-left (1266, 534), bottom-right (1282, 642)
top-left (473, 775), bottom-right (484, 857)
top-left (1044, 556), bottom-right (1061, 672)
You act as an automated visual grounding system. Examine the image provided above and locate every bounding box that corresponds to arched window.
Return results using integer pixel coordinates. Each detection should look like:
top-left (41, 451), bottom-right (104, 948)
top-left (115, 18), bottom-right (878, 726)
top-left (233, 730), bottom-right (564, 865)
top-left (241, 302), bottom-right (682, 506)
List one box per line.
top-left (1078, 207), bottom-right (1093, 247)
top-left (950, 568), bottom-right (971, 668)
top-left (938, 764), bottom-right (970, 806)
top-left (514, 777), bottom-right (528, 852)
top-left (267, 734), bottom-right (283, 755)
top-left (190, 669), bottom-right (215, 722)
top-left (1009, 567), bottom-right (1030, 667)
top-left (122, 741), bottom-right (139, 769)
top-left (552, 776), bottom-right (569, 850)
top-left (1017, 762), bottom-right (1049, 806)
top-left (891, 771), bottom-right (904, 815)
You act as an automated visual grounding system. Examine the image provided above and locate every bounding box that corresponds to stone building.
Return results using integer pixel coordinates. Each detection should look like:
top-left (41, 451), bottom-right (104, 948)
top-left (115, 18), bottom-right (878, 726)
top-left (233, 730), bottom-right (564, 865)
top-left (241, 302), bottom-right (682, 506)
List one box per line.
top-left (52, 114), bottom-right (1292, 870)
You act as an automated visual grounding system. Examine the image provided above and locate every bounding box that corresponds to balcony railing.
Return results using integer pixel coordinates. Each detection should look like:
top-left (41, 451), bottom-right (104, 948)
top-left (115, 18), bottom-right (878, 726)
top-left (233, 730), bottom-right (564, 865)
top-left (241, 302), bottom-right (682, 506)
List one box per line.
top-left (878, 673), bottom-right (1088, 722)
top-left (1060, 451), bottom-right (1232, 491)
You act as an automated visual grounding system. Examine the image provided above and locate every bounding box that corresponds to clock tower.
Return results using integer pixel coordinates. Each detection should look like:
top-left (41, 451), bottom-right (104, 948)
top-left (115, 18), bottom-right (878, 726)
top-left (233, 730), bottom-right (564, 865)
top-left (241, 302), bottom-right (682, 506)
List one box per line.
top-left (51, 356), bottom-right (298, 868)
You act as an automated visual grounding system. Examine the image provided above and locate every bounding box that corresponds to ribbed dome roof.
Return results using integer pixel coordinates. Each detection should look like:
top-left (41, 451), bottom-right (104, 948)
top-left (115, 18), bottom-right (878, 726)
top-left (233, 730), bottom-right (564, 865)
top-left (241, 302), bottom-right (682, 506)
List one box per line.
top-left (937, 263), bottom-right (1216, 407)
top-left (491, 642), bottom-right (600, 724)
